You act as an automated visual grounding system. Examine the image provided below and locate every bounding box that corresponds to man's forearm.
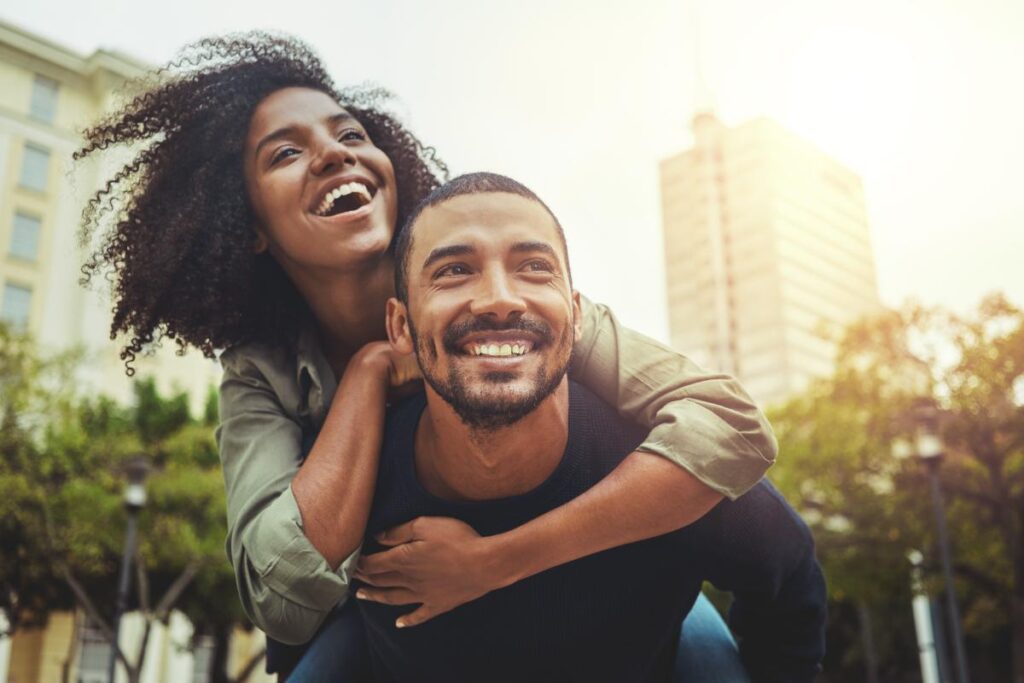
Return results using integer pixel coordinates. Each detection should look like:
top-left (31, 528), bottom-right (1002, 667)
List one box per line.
top-left (488, 450), bottom-right (723, 587)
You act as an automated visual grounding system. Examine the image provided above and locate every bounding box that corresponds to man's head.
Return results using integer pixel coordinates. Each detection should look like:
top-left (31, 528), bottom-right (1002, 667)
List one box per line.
top-left (387, 172), bottom-right (581, 431)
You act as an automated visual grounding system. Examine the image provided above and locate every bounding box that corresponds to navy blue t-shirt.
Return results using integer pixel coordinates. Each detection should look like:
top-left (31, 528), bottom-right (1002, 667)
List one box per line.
top-left (357, 382), bottom-right (825, 683)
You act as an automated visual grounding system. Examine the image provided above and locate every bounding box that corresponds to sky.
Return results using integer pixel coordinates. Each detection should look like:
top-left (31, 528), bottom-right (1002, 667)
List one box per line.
top-left (5, 0), bottom-right (1022, 339)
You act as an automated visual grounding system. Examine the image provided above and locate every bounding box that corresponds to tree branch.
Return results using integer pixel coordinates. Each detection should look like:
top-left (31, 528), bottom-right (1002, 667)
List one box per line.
top-left (154, 560), bottom-right (201, 621)
top-left (229, 647), bottom-right (267, 683)
top-left (953, 562), bottom-right (1010, 596)
top-left (60, 566), bottom-right (135, 676)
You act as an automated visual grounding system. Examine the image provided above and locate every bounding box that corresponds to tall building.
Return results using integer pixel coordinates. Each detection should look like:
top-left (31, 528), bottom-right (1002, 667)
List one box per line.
top-left (0, 20), bottom-right (257, 683)
top-left (0, 19), bottom-right (220, 412)
top-left (660, 112), bottom-right (881, 406)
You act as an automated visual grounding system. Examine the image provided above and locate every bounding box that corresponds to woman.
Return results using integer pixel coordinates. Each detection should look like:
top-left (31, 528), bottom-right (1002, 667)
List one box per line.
top-left (77, 33), bottom-right (771, 680)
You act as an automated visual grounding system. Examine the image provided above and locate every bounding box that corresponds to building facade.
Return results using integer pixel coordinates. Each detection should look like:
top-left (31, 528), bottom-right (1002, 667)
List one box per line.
top-left (0, 18), bottom-right (220, 414)
top-left (660, 112), bottom-right (881, 406)
top-left (0, 20), bottom-right (244, 683)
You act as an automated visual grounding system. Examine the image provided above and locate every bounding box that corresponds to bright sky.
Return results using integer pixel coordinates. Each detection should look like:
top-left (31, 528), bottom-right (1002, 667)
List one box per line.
top-left (5, 0), bottom-right (1022, 339)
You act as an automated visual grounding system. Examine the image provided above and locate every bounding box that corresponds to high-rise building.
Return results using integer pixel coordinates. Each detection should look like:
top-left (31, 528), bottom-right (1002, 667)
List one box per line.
top-left (0, 19), bottom-right (220, 413)
top-left (0, 20), bottom-right (260, 683)
top-left (660, 112), bottom-right (881, 406)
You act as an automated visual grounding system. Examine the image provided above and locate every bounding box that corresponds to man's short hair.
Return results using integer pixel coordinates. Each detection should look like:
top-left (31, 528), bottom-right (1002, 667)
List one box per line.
top-left (393, 172), bottom-right (571, 303)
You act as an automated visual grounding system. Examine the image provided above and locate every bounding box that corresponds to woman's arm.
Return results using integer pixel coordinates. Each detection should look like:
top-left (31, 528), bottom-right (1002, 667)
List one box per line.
top-left (355, 296), bottom-right (776, 627)
top-left (218, 342), bottom-right (395, 645)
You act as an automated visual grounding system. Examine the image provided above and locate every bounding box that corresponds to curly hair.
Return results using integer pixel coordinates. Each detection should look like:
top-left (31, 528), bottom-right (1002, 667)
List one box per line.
top-left (76, 32), bottom-right (448, 373)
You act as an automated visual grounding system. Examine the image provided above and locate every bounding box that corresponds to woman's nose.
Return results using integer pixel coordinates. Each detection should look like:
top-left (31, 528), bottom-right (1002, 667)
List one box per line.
top-left (311, 137), bottom-right (357, 176)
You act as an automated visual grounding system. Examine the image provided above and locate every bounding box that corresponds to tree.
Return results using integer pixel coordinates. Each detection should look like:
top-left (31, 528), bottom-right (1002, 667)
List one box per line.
top-left (0, 326), bottom-right (262, 681)
top-left (769, 294), bottom-right (1023, 682)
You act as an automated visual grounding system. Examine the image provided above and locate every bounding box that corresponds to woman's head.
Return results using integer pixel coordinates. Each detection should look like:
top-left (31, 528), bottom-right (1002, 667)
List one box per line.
top-left (77, 32), bottom-right (447, 371)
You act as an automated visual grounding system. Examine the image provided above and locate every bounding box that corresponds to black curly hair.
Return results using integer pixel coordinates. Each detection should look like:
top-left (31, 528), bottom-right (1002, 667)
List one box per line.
top-left (76, 32), bottom-right (448, 373)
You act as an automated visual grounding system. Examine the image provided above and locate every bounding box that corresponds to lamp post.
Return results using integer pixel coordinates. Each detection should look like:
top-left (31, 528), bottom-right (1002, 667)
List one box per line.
top-left (911, 399), bottom-right (970, 683)
top-left (108, 456), bottom-right (151, 683)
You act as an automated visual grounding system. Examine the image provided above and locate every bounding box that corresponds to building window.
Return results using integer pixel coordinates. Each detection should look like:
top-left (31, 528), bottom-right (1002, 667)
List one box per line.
top-left (76, 616), bottom-right (112, 683)
top-left (10, 212), bottom-right (42, 261)
top-left (1, 283), bottom-right (32, 331)
top-left (19, 144), bottom-right (50, 192)
top-left (30, 75), bottom-right (59, 123)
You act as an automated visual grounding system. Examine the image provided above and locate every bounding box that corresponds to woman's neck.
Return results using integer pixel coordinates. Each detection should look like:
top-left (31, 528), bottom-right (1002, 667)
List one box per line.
top-left (297, 256), bottom-right (395, 376)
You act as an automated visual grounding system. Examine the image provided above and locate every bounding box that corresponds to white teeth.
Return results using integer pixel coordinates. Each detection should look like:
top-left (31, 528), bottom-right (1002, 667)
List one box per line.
top-left (468, 342), bottom-right (531, 357)
top-left (316, 182), bottom-right (373, 216)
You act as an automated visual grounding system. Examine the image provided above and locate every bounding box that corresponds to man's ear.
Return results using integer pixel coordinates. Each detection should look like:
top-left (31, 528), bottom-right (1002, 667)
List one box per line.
top-left (386, 298), bottom-right (415, 355)
top-left (571, 290), bottom-right (583, 344)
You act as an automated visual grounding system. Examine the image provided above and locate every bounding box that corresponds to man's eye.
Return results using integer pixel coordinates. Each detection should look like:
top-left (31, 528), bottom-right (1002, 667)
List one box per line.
top-left (436, 263), bottom-right (472, 278)
top-left (270, 147), bottom-right (299, 165)
top-left (523, 260), bottom-right (554, 273)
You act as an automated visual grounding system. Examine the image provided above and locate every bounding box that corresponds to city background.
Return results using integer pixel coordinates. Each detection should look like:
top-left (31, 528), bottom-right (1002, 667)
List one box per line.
top-left (0, 0), bottom-right (1021, 681)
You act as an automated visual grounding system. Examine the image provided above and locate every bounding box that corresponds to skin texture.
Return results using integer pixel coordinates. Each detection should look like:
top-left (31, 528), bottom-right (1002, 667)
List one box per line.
top-left (242, 88), bottom-right (723, 628)
top-left (355, 192), bottom-right (722, 628)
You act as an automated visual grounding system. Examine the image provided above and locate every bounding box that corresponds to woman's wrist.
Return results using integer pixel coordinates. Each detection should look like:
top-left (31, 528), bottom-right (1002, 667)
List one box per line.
top-left (481, 526), bottom-right (546, 590)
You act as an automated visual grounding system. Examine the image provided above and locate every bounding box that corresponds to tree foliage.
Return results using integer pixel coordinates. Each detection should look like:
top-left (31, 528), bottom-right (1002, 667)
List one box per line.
top-left (769, 294), bottom-right (1023, 682)
top-left (0, 325), bottom-right (245, 658)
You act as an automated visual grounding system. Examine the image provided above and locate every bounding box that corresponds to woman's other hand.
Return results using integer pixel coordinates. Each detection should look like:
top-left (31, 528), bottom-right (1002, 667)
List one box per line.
top-left (352, 517), bottom-right (508, 628)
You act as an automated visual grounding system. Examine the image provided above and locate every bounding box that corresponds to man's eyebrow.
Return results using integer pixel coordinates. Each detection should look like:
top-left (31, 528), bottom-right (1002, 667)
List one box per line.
top-left (511, 241), bottom-right (560, 260)
top-left (422, 244), bottom-right (475, 271)
top-left (254, 112), bottom-right (356, 158)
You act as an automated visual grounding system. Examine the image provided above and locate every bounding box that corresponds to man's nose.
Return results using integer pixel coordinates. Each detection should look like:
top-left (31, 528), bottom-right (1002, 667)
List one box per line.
top-left (310, 136), bottom-right (357, 176)
top-left (469, 269), bottom-right (527, 322)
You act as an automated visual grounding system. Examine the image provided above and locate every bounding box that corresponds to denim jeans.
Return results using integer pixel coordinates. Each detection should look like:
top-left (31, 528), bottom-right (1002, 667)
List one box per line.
top-left (281, 592), bottom-right (749, 682)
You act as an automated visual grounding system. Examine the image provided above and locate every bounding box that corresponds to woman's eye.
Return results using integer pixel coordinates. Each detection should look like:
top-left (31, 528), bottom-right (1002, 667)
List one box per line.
top-left (270, 147), bottom-right (299, 165)
top-left (339, 129), bottom-right (367, 142)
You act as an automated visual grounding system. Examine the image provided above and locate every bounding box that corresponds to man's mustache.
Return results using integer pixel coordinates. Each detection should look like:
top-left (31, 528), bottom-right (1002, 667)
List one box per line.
top-left (442, 316), bottom-right (555, 354)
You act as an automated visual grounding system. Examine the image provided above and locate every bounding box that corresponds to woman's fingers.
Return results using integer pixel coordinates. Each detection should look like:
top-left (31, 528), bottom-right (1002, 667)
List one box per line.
top-left (354, 586), bottom-right (418, 607)
top-left (352, 569), bottom-right (406, 588)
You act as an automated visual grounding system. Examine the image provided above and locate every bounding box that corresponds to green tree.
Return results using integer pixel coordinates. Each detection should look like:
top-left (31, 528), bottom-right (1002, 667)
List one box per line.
top-left (0, 326), bottom-right (260, 682)
top-left (769, 294), bottom-right (1023, 682)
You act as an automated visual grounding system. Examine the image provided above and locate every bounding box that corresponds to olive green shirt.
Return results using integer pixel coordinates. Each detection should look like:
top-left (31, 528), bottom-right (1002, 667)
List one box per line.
top-left (216, 296), bottom-right (776, 644)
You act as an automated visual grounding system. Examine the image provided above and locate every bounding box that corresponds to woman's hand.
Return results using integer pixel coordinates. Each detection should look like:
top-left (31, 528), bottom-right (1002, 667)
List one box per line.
top-left (352, 517), bottom-right (509, 628)
top-left (350, 342), bottom-right (422, 396)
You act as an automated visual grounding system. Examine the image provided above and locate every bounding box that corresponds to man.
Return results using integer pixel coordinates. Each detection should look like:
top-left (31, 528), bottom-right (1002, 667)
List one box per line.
top-left (354, 173), bottom-right (826, 682)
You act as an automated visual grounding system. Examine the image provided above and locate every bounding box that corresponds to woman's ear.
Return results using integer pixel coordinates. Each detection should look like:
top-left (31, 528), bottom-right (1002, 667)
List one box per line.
top-left (386, 298), bottom-right (415, 355)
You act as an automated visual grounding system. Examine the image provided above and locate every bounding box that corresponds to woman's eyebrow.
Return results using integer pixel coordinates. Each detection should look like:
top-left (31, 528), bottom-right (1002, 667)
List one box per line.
top-left (254, 113), bottom-right (358, 158)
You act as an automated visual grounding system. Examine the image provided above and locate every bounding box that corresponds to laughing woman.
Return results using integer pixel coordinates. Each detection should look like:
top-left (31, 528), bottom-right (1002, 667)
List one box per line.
top-left (77, 33), bottom-right (771, 681)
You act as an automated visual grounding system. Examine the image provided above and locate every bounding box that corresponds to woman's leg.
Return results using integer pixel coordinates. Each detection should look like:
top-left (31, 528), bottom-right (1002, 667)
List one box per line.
top-left (673, 593), bottom-right (752, 683)
top-left (284, 599), bottom-right (372, 682)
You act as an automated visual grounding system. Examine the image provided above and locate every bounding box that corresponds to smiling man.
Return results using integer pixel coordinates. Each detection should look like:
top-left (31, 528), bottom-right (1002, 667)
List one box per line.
top-left (355, 173), bottom-right (826, 682)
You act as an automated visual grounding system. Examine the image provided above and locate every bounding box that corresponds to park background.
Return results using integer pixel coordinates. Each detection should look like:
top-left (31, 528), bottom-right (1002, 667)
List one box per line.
top-left (0, 0), bottom-right (1021, 681)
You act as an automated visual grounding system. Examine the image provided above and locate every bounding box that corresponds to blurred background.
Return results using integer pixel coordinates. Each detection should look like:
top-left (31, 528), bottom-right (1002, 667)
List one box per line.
top-left (0, 1), bottom-right (1020, 681)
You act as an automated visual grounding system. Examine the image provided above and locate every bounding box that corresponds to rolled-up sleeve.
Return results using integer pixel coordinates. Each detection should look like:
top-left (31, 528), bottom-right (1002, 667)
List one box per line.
top-left (569, 295), bottom-right (777, 499)
top-left (217, 348), bottom-right (358, 645)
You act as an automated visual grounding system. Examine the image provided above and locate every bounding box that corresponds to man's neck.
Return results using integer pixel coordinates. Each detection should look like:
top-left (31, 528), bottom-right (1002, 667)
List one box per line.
top-left (414, 381), bottom-right (571, 502)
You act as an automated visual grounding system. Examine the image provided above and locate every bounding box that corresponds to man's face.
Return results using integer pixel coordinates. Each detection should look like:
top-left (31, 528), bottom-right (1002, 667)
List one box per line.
top-left (389, 192), bottom-right (581, 431)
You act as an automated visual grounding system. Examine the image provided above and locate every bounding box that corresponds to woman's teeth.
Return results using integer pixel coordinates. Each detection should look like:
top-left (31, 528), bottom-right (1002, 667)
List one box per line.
top-left (315, 182), bottom-right (372, 216)
top-left (467, 343), bottom-right (531, 357)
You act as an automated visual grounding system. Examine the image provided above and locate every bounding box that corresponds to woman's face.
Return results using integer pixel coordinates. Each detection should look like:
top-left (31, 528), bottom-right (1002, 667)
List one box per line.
top-left (243, 87), bottom-right (398, 276)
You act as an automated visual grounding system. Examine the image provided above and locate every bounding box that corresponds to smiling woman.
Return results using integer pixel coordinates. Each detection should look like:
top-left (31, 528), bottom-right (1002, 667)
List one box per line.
top-left (76, 31), bottom-right (778, 681)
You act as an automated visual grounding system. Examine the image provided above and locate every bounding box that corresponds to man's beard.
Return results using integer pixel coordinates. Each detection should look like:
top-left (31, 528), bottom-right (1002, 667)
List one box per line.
top-left (410, 315), bottom-right (573, 432)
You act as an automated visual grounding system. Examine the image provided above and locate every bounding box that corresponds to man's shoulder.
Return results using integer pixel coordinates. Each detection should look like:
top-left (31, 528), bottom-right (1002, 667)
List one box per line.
top-left (567, 381), bottom-right (647, 458)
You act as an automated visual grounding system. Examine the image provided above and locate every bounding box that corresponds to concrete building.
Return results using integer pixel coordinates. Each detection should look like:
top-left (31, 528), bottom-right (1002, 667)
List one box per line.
top-left (660, 112), bottom-right (881, 406)
top-left (0, 20), bottom-right (256, 683)
top-left (0, 18), bottom-right (220, 414)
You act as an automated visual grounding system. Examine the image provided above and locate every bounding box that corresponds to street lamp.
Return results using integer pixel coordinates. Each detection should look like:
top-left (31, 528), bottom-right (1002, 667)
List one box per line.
top-left (108, 456), bottom-right (151, 683)
top-left (910, 398), bottom-right (970, 683)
